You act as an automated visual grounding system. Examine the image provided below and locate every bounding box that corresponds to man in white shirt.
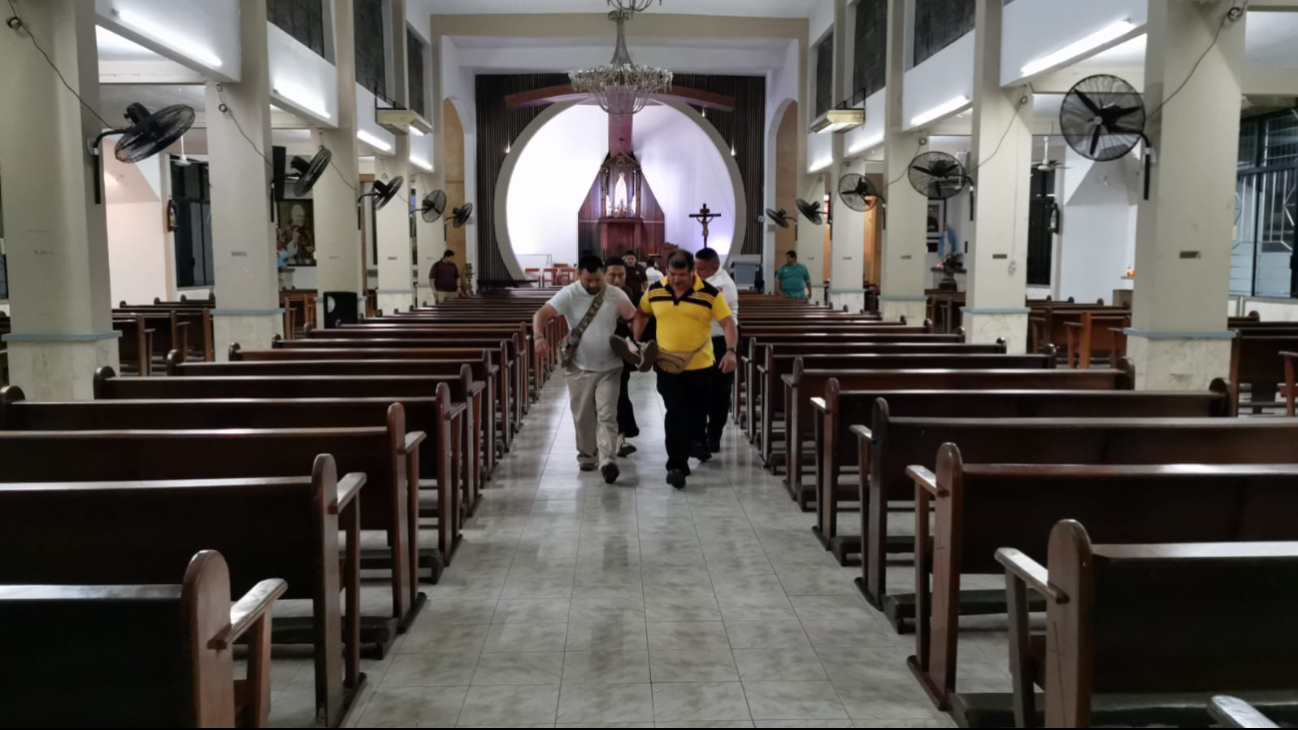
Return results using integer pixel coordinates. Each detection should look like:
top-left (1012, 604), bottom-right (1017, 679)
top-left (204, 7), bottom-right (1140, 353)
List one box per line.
top-left (644, 256), bottom-right (663, 285)
top-left (533, 255), bottom-right (638, 483)
top-left (694, 247), bottom-right (739, 454)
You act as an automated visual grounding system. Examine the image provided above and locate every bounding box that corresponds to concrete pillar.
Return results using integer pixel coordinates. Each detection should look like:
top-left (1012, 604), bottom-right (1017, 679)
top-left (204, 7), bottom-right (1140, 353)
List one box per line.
top-left (376, 0), bottom-right (415, 314)
top-left (827, 0), bottom-right (867, 312)
top-left (878, 0), bottom-right (928, 323)
top-left (313, 0), bottom-right (364, 326)
top-left (413, 172), bottom-right (447, 305)
top-left (1127, 0), bottom-right (1245, 389)
top-left (206, 0), bottom-right (280, 358)
top-left (964, 0), bottom-right (1033, 352)
top-left (794, 175), bottom-right (826, 302)
top-left (0, 0), bottom-right (120, 399)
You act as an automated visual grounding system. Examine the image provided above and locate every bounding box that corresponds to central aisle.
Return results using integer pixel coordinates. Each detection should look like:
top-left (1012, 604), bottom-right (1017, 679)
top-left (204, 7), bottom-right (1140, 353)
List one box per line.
top-left (306, 371), bottom-right (958, 727)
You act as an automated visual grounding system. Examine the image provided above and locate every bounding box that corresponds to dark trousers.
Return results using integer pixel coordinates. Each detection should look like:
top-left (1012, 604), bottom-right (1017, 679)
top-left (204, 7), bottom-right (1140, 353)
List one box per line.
top-left (656, 367), bottom-right (711, 473)
top-left (617, 364), bottom-right (639, 438)
top-left (707, 337), bottom-right (733, 444)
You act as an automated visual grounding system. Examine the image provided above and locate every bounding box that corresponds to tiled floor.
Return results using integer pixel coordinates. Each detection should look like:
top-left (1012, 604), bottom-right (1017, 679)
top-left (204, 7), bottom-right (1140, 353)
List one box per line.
top-left (269, 371), bottom-right (961, 728)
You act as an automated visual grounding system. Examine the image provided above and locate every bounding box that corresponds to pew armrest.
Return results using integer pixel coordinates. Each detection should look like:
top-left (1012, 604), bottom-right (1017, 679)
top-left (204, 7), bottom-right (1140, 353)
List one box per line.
top-left (337, 472), bottom-right (367, 511)
top-left (404, 431), bottom-right (428, 455)
top-left (906, 466), bottom-right (939, 496)
top-left (995, 548), bottom-right (1068, 605)
top-left (469, 381), bottom-right (485, 397)
top-left (849, 424), bottom-right (873, 442)
top-left (212, 579), bottom-right (288, 650)
top-left (810, 397), bottom-right (827, 414)
top-left (1210, 696), bottom-right (1280, 729)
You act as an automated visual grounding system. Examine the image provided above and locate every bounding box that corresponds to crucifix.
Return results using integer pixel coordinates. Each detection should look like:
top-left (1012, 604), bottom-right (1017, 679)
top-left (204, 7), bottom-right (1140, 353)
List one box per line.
top-left (690, 203), bottom-right (722, 248)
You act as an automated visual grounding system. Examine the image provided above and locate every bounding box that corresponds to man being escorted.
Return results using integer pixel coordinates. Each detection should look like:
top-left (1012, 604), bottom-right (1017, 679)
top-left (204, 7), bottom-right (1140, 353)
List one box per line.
top-left (774, 250), bottom-right (811, 301)
top-left (534, 256), bottom-right (638, 484)
top-left (694, 248), bottom-right (739, 454)
top-left (604, 257), bottom-right (640, 457)
top-left (633, 250), bottom-right (738, 490)
top-left (429, 250), bottom-right (463, 303)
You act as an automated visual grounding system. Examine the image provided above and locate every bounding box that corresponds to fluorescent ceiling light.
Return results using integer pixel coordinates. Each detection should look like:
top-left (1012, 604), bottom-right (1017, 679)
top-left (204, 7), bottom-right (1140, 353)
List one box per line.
top-left (410, 157), bottom-right (433, 172)
top-left (811, 108), bottom-right (866, 135)
top-left (1021, 20), bottom-right (1135, 77)
top-left (358, 130), bottom-right (392, 152)
top-left (808, 157), bottom-right (833, 173)
top-left (911, 96), bottom-right (970, 128)
top-left (409, 128), bottom-right (425, 137)
top-left (849, 133), bottom-right (885, 155)
top-left (275, 88), bottom-right (330, 120)
top-left (115, 9), bottom-right (223, 68)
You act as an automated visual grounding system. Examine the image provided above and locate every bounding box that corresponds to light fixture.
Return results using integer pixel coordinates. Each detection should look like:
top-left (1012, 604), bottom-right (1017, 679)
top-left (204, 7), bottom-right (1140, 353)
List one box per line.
top-left (274, 88), bottom-right (330, 120)
top-left (570, 10), bottom-right (672, 115)
top-left (808, 157), bottom-right (833, 173)
top-left (357, 130), bottom-right (392, 152)
top-left (848, 133), bottom-right (885, 156)
top-left (410, 156), bottom-right (433, 172)
top-left (1021, 20), bottom-right (1135, 77)
top-left (811, 108), bottom-right (866, 135)
top-left (114, 9), bottom-right (223, 68)
top-left (409, 127), bottom-right (425, 137)
top-left (911, 96), bottom-right (970, 128)
top-left (607, 0), bottom-right (662, 13)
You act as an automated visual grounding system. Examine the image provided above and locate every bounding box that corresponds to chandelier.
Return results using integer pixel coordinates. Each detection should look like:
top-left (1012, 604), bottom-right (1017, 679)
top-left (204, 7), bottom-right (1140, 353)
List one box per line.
top-left (571, 10), bottom-right (672, 115)
top-left (606, 0), bottom-right (661, 12)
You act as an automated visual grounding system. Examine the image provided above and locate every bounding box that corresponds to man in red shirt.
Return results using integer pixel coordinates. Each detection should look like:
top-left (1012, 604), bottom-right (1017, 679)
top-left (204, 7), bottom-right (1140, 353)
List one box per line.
top-left (429, 250), bottom-right (462, 304)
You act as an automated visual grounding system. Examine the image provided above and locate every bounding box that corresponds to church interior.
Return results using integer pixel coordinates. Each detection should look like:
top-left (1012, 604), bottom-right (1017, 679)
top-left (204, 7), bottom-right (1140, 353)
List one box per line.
top-left (2, 0), bottom-right (1298, 727)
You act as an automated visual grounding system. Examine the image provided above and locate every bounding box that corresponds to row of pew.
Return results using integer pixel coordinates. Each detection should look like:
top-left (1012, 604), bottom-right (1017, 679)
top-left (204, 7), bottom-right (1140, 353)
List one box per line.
top-left (733, 291), bottom-right (1298, 728)
top-left (0, 292), bottom-right (566, 726)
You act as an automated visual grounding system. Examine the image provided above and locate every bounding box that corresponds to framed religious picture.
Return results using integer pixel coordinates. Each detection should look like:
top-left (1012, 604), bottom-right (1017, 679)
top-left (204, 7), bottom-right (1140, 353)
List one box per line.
top-left (926, 201), bottom-right (945, 252)
top-left (276, 199), bottom-right (317, 265)
top-left (166, 200), bottom-right (179, 232)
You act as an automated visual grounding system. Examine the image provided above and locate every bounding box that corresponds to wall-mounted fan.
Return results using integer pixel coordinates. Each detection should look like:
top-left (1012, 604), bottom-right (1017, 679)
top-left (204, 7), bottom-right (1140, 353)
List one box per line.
top-left (908, 151), bottom-right (969, 200)
top-left (416, 190), bottom-right (448, 223)
top-left (1059, 74), bottom-right (1151, 198)
top-left (271, 146), bottom-right (332, 221)
top-left (92, 102), bottom-right (196, 203)
top-left (356, 176), bottom-right (404, 229)
top-left (764, 208), bottom-right (792, 229)
top-left (451, 203), bottom-right (473, 229)
top-left (838, 173), bottom-right (883, 213)
top-left (796, 198), bottom-right (824, 226)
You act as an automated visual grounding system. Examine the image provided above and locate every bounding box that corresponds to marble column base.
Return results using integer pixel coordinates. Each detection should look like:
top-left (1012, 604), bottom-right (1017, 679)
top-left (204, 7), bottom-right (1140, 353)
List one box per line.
top-left (5, 336), bottom-right (120, 401)
top-left (829, 292), bottom-right (867, 313)
top-left (879, 298), bottom-right (927, 325)
top-left (213, 313), bottom-right (283, 362)
top-left (963, 311), bottom-right (1030, 354)
top-left (416, 284), bottom-right (434, 309)
top-left (377, 291), bottom-right (416, 316)
top-left (1126, 333), bottom-right (1232, 391)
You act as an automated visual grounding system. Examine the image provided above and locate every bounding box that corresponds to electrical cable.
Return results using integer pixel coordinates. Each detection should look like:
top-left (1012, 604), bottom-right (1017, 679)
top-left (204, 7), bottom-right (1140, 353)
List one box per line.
top-left (6, 0), bottom-right (115, 129)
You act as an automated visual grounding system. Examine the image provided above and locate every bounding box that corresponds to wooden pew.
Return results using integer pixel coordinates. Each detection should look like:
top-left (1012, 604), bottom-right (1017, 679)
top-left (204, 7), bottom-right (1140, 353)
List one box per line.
top-left (811, 382), bottom-right (1235, 565)
top-left (168, 354), bottom-right (494, 485)
top-left (0, 404), bottom-right (427, 657)
top-left (113, 314), bottom-right (154, 376)
top-left (996, 521), bottom-right (1298, 729)
top-left (0, 550), bottom-right (286, 728)
top-left (1062, 311), bottom-right (1129, 368)
top-left (760, 352), bottom-right (1046, 471)
top-left (114, 309), bottom-right (192, 367)
top-left (907, 447), bottom-right (1298, 723)
top-left (1232, 335), bottom-right (1298, 413)
top-left (0, 457), bottom-right (361, 727)
top-left (1285, 351), bottom-right (1297, 417)
top-left (117, 303), bottom-right (213, 362)
top-left (1210, 697), bottom-right (1283, 729)
top-left (780, 360), bottom-right (1117, 509)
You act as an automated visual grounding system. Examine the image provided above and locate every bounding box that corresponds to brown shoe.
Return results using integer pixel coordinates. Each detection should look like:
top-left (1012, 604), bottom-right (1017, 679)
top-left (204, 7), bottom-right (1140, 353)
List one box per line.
top-left (609, 336), bottom-right (643, 368)
top-left (637, 341), bottom-right (659, 373)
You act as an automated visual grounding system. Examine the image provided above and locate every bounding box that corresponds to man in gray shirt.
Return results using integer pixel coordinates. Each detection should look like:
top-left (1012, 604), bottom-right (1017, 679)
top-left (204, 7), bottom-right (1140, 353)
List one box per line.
top-left (534, 256), bottom-right (638, 484)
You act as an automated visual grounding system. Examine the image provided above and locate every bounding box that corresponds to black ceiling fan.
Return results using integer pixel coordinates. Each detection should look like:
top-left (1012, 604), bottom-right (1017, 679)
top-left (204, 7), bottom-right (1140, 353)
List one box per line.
top-left (92, 102), bottom-right (196, 203)
top-left (796, 198), bottom-right (824, 226)
top-left (416, 190), bottom-right (448, 223)
top-left (838, 173), bottom-right (884, 213)
top-left (764, 208), bottom-right (792, 229)
top-left (907, 151), bottom-right (970, 201)
top-left (356, 176), bottom-right (404, 229)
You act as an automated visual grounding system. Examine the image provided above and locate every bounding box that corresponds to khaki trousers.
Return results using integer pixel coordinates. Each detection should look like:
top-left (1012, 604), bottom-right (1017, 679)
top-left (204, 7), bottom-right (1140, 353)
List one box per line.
top-left (433, 290), bottom-right (455, 304)
top-left (567, 366), bottom-right (622, 467)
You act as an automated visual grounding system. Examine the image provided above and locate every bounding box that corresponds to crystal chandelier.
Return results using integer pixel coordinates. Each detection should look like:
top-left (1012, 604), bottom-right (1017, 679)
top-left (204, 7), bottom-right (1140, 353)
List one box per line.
top-left (571, 10), bottom-right (672, 116)
top-left (606, 0), bottom-right (661, 12)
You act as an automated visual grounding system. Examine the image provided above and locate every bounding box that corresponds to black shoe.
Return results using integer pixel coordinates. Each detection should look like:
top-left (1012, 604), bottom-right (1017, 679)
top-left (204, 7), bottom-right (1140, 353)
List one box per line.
top-left (617, 443), bottom-right (638, 457)
top-left (691, 443), bottom-right (713, 462)
top-left (667, 469), bottom-right (687, 490)
top-left (579, 462), bottom-right (597, 472)
top-left (708, 439), bottom-right (722, 454)
top-left (602, 462), bottom-right (620, 484)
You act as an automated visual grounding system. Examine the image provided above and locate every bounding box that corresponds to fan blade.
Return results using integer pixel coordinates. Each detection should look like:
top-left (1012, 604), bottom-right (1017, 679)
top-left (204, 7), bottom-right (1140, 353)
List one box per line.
top-left (1114, 105), bottom-right (1144, 117)
top-left (1074, 89), bottom-right (1103, 117)
top-left (912, 165), bottom-right (940, 177)
top-left (1089, 125), bottom-right (1102, 157)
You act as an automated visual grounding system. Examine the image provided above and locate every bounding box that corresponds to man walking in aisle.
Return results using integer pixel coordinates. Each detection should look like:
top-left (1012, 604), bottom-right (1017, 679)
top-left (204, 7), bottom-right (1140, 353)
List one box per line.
top-left (533, 256), bottom-right (638, 484)
top-left (429, 250), bottom-right (462, 303)
top-left (633, 250), bottom-right (738, 490)
top-left (623, 251), bottom-right (649, 294)
top-left (694, 248), bottom-right (739, 454)
top-left (774, 250), bottom-right (811, 301)
top-left (604, 256), bottom-right (640, 457)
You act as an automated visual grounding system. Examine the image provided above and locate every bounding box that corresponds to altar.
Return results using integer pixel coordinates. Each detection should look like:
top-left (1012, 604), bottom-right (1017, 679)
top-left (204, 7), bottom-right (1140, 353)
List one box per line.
top-left (577, 139), bottom-right (664, 258)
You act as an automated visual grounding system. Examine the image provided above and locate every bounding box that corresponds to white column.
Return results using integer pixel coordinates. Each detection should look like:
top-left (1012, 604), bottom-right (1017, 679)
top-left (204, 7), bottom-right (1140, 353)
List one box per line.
top-left (1127, 0), bottom-right (1245, 389)
top-left (878, 0), bottom-right (928, 323)
top-left (0, 0), bottom-right (119, 399)
top-left (413, 172), bottom-right (446, 305)
top-left (313, 0), bottom-right (364, 326)
top-left (206, 0), bottom-right (280, 358)
top-left (375, 0), bottom-right (414, 314)
top-left (794, 175), bottom-right (826, 302)
top-left (827, 0), bottom-right (867, 312)
top-left (964, 0), bottom-right (1033, 352)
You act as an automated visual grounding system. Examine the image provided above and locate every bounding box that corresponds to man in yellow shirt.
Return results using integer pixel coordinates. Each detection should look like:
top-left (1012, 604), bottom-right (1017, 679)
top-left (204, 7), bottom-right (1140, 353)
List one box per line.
top-left (633, 250), bottom-right (738, 489)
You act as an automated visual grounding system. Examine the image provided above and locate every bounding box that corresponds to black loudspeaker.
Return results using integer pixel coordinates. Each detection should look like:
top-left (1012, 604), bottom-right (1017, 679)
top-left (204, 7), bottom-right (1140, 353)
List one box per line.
top-left (323, 291), bottom-right (359, 328)
top-left (271, 146), bottom-right (288, 203)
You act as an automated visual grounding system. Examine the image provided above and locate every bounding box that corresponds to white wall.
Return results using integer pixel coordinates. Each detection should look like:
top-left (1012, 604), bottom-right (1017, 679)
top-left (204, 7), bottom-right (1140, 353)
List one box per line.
top-left (357, 84), bottom-right (398, 154)
top-left (903, 32), bottom-right (974, 130)
top-left (104, 152), bottom-right (170, 305)
top-left (1001, 0), bottom-right (1147, 86)
top-left (1056, 147), bottom-right (1139, 304)
top-left (95, 0), bottom-right (240, 83)
top-left (844, 90), bottom-right (886, 157)
top-left (268, 23), bottom-right (339, 127)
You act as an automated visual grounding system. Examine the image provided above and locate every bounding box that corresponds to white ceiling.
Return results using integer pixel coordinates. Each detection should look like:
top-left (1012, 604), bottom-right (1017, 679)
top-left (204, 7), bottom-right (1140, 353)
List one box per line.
top-left (1246, 12), bottom-right (1298, 66)
top-left (96, 26), bottom-right (164, 62)
top-left (412, 0), bottom-right (823, 18)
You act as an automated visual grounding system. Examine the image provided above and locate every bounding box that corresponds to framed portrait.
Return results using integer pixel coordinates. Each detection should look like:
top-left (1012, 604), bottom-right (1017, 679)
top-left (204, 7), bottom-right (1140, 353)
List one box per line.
top-left (276, 199), bottom-right (317, 265)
